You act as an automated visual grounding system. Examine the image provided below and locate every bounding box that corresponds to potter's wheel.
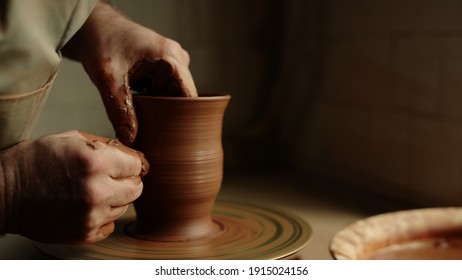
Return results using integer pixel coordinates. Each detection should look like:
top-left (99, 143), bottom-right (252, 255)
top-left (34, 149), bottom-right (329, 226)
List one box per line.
top-left (34, 201), bottom-right (312, 260)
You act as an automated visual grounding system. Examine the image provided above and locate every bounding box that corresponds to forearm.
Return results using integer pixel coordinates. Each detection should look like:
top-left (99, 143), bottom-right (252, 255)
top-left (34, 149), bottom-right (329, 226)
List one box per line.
top-left (61, 0), bottom-right (128, 63)
top-left (0, 160), bottom-right (6, 234)
top-left (0, 144), bottom-right (21, 235)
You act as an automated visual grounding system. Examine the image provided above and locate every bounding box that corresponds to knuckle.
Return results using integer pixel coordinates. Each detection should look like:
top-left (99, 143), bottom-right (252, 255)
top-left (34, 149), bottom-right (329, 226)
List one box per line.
top-left (84, 180), bottom-right (110, 206)
top-left (164, 39), bottom-right (188, 60)
top-left (79, 153), bottom-right (103, 175)
top-left (91, 56), bottom-right (119, 89)
top-left (79, 215), bottom-right (115, 244)
top-left (165, 38), bottom-right (182, 51)
top-left (126, 178), bottom-right (143, 200)
top-left (100, 58), bottom-right (117, 79)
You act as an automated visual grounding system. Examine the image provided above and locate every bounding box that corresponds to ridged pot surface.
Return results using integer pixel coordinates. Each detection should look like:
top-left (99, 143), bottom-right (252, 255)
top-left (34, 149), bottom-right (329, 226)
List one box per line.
top-left (129, 94), bottom-right (230, 241)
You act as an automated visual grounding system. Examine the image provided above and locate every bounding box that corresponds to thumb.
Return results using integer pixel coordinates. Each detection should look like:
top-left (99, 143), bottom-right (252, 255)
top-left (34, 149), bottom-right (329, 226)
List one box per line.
top-left (97, 71), bottom-right (138, 146)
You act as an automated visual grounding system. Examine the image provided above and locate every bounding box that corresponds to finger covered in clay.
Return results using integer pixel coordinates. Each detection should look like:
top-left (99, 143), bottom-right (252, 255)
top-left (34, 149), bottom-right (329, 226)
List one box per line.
top-left (78, 131), bottom-right (150, 177)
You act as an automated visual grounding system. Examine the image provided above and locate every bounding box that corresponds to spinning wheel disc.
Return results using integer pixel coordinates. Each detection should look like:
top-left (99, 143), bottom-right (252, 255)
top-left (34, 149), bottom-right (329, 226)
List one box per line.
top-left (35, 201), bottom-right (312, 260)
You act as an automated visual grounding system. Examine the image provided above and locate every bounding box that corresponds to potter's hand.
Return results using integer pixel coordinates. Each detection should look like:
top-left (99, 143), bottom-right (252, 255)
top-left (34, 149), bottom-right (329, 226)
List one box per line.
top-left (0, 130), bottom-right (149, 244)
top-left (61, 1), bottom-right (198, 145)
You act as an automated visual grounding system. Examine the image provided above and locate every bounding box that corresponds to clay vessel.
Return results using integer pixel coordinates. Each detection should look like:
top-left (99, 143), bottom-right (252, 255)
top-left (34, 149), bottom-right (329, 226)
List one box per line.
top-left (128, 94), bottom-right (230, 241)
top-left (330, 207), bottom-right (462, 260)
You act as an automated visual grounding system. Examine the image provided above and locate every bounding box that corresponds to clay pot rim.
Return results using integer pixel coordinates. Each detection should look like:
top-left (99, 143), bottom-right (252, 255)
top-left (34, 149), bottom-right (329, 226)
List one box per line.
top-left (133, 93), bottom-right (231, 101)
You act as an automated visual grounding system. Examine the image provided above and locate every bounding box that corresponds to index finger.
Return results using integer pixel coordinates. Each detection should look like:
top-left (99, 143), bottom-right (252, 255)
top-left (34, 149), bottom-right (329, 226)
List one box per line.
top-left (79, 132), bottom-right (150, 177)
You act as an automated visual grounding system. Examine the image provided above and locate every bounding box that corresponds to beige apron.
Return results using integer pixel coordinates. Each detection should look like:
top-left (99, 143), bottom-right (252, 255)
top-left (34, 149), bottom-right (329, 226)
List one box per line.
top-left (0, 0), bottom-right (97, 149)
top-left (0, 74), bottom-right (56, 148)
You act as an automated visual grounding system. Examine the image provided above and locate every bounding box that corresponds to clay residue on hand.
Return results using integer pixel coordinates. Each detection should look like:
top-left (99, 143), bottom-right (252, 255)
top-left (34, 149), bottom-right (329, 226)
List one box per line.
top-left (136, 151), bottom-right (150, 177)
top-left (120, 77), bottom-right (138, 145)
top-left (80, 131), bottom-right (150, 177)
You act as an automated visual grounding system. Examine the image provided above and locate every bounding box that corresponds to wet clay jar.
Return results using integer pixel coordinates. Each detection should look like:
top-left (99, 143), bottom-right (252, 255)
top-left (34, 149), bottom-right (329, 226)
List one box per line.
top-left (128, 94), bottom-right (231, 241)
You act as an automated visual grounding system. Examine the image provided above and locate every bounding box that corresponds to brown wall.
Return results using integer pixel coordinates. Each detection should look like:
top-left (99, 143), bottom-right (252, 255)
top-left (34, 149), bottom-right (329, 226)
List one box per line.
top-left (33, 0), bottom-right (462, 206)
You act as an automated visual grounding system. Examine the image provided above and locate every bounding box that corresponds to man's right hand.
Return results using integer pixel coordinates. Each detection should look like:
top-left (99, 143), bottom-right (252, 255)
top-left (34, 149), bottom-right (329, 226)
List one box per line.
top-left (0, 130), bottom-right (148, 244)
